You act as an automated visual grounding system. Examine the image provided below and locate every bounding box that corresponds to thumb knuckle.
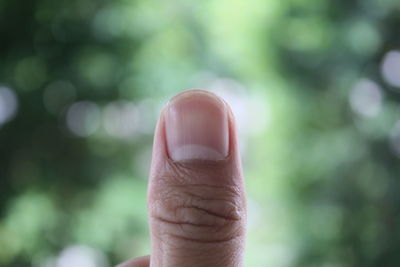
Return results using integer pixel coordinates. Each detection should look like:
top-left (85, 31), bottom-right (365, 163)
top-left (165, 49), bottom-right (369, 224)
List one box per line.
top-left (150, 183), bottom-right (245, 244)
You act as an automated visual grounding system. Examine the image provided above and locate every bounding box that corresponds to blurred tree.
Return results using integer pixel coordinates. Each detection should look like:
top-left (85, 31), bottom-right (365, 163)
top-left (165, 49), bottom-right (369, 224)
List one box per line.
top-left (1, 0), bottom-right (400, 266)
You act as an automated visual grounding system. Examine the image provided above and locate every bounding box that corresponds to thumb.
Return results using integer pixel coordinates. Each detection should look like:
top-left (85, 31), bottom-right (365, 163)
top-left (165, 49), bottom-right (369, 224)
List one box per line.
top-left (148, 90), bottom-right (246, 267)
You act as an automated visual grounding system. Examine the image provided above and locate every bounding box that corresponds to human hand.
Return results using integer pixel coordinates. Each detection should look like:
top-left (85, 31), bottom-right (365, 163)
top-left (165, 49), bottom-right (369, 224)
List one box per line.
top-left (117, 90), bottom-right (246, 267)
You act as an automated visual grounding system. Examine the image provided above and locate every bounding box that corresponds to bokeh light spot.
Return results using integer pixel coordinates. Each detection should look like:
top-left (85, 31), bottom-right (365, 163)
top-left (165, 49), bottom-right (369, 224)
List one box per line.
top-left (350, 79), bottom-right (383, 118)
top-left (66, 101), bottom-right (101, 137)
top-left (0, 86), bottom-right (18, 127)
top-left (390, 120), bottom-right (400, 158)
top-left (56, 245), bottom-right (108, 267)
top-left (346, 20), bottom-right (381, 56)
top-left (381, 50), bottom-right (400, 88)
top-left (103, 101), bottom-right (138, 139)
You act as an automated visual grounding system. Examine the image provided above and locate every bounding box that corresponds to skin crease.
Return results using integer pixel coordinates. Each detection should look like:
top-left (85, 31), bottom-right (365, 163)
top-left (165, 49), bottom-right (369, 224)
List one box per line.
top-left (116, 90), bottom-right (247, 267)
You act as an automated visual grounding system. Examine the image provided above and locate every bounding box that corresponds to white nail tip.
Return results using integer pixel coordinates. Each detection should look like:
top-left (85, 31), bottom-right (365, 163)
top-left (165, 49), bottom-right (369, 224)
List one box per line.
top-left (170, 144), bottom-right (225, 161)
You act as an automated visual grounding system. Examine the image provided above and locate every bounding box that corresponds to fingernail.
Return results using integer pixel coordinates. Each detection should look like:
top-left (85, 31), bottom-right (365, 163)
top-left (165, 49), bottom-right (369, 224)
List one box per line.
top-left (165, 90), bottom-right (229, 161)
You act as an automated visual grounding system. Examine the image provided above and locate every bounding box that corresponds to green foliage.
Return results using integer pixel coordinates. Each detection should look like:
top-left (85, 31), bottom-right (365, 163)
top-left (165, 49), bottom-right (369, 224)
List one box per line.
top-left (1, 0), bottom-right (400, 266)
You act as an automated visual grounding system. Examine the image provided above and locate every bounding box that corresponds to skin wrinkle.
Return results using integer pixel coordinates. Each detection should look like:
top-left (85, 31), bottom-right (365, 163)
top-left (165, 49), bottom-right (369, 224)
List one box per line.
top-left (155, 157), bottom-right (242, 186)
top-left (164, 230), bottom-right (242, 265)
top-left (161, 232), bottom-right (243, 245)
top-left (166, 245), bottom-right (231, 267)
top-left (152, 214), bottom-right (218, 228)
top-left (150, 182), bottom-right (245, 244)
top-left (151, 190), bottom-right (242, 227)
top-left (181, 204), bottom-right (240, 221)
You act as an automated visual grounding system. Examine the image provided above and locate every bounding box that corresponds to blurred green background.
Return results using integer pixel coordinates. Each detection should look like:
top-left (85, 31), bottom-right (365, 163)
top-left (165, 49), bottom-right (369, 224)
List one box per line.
top-left (1, 0), bottom-right (400, 266)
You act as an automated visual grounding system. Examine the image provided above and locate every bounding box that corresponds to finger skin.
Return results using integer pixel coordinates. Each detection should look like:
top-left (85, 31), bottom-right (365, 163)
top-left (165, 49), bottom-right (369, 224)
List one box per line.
top-left (148, 90), bottom-right (247, 267)
top-left (116, 255), bottom-right (150, 267)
